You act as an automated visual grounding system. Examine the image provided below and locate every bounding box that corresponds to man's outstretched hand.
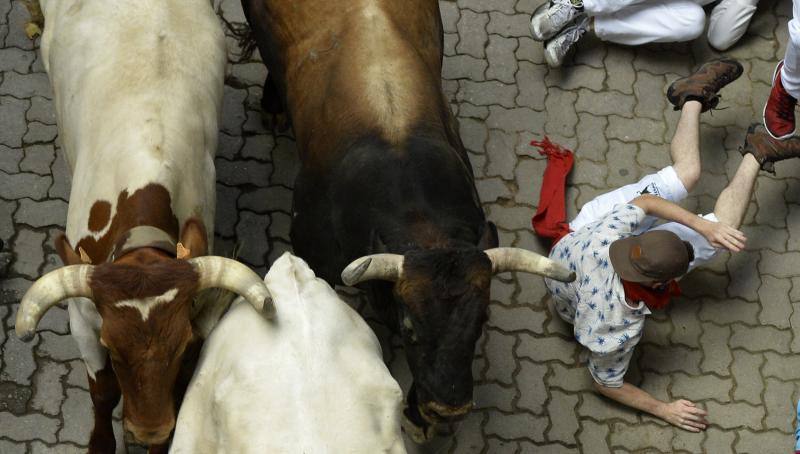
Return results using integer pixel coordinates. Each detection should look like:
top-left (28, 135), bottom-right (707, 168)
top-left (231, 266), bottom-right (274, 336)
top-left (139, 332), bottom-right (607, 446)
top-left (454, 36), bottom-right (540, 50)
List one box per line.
top-left (656, 399), bottom-right (709, 432)
top-left (699, 219), bottom-right (746, 252)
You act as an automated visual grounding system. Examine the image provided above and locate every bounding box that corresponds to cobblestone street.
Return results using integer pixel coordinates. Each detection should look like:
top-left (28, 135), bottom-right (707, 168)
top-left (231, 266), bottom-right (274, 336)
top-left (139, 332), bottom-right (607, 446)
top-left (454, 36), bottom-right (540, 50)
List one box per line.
top-left (1, 0), bottom-right (799, 452)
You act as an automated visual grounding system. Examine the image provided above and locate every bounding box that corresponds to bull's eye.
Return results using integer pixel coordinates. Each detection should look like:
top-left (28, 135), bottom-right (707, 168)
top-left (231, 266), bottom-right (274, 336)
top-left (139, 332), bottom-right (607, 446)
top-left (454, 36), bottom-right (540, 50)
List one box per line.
top-left (402, 316), bottom-right (418, 343)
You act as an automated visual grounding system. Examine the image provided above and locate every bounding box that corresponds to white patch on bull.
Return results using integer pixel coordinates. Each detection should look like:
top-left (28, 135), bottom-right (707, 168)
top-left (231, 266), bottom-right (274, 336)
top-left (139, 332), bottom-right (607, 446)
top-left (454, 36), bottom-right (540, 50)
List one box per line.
top-left (115, 288), bottom-right (179, 321)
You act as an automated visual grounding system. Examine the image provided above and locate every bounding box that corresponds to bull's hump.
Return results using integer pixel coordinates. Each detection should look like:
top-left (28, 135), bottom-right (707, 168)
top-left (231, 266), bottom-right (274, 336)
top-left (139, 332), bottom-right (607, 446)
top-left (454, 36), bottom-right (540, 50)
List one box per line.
top-left (290, 1), bottom-right (438, 147)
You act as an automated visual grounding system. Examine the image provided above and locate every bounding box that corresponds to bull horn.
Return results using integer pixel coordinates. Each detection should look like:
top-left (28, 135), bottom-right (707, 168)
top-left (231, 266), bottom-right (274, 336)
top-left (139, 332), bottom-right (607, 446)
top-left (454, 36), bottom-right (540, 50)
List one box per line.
top-left (341, 254), bottom-right (404, 286)
top-left (484, 247), bottom-right (575, 283)
top-left (16, 265), bottom-right (94, 341)
top-left (189, 257), bottom-right (274, 318)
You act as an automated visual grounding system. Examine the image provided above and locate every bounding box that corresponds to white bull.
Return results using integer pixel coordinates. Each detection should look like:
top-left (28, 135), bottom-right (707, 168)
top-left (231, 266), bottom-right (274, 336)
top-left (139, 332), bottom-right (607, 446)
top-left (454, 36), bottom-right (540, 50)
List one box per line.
top-left (16, 1), bottom-right (273, 450)
top-left (171, 253), bottom-right (406, 454)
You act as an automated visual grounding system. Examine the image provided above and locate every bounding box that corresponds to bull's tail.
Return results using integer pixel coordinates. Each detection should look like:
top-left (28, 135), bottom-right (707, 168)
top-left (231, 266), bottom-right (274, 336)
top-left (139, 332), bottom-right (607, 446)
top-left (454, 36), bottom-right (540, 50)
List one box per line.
top-left (22, 0), bottom-right (44, 39)
top-left (218, 11), bottom-right (258, 63)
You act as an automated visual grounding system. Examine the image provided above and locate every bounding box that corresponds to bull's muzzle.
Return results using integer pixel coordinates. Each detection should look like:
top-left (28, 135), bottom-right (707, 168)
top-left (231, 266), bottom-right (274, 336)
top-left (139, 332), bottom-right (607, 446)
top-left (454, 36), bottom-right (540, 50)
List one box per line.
top-left (124, 419), bottom-right (174, 445)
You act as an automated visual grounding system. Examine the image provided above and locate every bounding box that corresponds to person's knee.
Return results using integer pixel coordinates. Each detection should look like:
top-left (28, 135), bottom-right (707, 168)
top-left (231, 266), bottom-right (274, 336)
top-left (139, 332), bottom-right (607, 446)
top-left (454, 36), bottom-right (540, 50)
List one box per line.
top-left (679, 7), bottom-right (706, 42)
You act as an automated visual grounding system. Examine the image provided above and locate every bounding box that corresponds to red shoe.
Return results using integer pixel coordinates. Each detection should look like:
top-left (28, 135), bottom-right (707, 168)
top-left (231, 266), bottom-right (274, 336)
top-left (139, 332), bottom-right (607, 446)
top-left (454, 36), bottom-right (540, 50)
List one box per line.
top-left (764, 61), bottom-right (798, 140)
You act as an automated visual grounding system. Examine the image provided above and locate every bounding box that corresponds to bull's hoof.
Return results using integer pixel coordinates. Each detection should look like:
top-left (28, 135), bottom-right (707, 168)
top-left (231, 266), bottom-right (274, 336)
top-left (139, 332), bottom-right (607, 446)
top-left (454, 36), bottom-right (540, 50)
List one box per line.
top-left (24, 22), bottom-right (41, 39)
top-left (87, 433), bottom-right (116, 454)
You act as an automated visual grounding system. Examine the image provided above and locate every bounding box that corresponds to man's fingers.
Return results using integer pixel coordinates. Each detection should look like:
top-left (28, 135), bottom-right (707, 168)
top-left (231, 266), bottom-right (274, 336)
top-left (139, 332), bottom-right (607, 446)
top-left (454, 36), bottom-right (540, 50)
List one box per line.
top-left (680, 424), bottom-right (702, 432)
top-left (688, 406), bottom-right (707, 416)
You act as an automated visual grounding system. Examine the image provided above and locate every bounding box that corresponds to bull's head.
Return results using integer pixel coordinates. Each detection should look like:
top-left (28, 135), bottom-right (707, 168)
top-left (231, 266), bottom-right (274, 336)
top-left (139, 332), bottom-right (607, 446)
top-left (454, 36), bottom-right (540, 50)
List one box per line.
top-left (15, 251), bottom-right (273, 445)
top-left (341, 247), bottom-right (574, 439)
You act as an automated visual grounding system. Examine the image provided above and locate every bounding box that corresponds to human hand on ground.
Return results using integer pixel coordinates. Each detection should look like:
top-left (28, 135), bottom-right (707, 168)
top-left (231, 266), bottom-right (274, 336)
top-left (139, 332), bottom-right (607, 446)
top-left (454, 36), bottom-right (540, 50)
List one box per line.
top-left (700, 220), bottom-right (746, 252)
top-left (657, 399), bottom-right (708, 432)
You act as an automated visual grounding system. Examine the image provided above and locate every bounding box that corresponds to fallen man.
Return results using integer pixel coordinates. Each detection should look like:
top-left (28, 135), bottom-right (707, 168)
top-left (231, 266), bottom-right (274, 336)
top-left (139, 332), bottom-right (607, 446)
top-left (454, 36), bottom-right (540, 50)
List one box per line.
top-left (534, 58), bottom-right (800, 431)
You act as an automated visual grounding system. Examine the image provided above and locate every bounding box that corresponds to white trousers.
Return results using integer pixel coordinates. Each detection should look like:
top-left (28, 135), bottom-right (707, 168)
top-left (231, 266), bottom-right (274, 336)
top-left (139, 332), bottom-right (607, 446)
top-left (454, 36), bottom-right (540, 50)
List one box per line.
top-left (584, 0), bottom-right (758, 48)
top-left (782, 0), bottom-right (800, 99)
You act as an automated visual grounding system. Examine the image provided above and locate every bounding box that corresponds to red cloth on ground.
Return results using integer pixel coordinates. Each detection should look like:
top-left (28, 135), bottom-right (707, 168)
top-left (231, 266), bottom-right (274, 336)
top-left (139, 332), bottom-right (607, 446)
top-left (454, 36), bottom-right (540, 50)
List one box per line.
top-left (530, 137), bottom-right (574, 246)
top-left (621, 279), bottom-right (681, 311)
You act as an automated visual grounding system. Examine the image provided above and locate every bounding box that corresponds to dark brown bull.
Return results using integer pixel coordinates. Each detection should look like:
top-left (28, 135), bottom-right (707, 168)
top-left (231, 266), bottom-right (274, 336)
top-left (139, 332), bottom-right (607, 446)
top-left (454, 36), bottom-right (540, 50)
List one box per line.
top-left (240, 0), bottom-right (574, 441)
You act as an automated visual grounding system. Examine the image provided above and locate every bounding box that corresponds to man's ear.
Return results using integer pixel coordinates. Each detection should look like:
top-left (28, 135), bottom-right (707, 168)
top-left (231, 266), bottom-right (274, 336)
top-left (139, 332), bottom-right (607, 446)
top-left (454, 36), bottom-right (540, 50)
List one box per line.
top-left (478, 221), bottom-right (499, 250)
top-left (55, 233), bottom-right (85, 265)
top-left (178, 218), bottom-right (208, 259)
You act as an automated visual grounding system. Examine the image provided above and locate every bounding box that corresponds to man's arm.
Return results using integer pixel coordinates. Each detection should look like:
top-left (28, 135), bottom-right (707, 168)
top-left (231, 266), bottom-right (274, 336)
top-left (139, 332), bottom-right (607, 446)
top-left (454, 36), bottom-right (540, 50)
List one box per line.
top-left (593, 380), bottom-right (708, 432)
top-left (630, 194), bottom-right (746, 252)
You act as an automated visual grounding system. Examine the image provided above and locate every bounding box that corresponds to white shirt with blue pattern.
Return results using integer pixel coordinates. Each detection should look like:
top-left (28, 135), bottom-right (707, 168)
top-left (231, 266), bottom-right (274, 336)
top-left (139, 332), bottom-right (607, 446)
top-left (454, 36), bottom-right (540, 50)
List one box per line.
top-left (544, 203), bottom-right (651, 388)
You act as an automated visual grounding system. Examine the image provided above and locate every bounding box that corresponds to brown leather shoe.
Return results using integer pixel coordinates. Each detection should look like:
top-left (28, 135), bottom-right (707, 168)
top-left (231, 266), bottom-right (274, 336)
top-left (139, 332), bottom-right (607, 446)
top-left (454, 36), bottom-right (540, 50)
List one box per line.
top-left (667, 59), bottom-right (743, 112)
top-left (741, 123), bottom-right (800, 174)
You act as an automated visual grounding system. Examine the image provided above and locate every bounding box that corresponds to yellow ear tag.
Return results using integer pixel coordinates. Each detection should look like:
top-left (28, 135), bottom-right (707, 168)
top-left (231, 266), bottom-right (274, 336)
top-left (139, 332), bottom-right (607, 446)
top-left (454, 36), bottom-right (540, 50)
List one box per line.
top-left (78, 247), bottom-right (92, 264)
top-left (176, 243), bottom-right (191, 260)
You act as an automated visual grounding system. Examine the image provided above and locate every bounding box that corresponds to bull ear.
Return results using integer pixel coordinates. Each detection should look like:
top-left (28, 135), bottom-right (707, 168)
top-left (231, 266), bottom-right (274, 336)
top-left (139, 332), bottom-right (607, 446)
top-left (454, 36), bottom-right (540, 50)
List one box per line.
top-left (477, 221), bottom-right (499, 250)
top-left (54, 234), bottom-right (84, 266)
top-left (179, 219), bottom-right (208, 259)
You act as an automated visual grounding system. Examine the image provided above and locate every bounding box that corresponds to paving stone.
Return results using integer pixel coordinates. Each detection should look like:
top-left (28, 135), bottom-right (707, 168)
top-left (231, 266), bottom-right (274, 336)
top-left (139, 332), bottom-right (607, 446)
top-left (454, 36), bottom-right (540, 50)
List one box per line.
top-left (485, 35), bottom-right (518, 84)
top-left (59, 388), bottom-right (92, 445)
top-left (443, 55), bottom-right (488, 81)
top-left (516, 360), bottom-right (548, 414)
top-left (0, 47), bottom-right (33, 72)
top-left (0, 144), bottom-right (23, 173)
top-left (456, 10), bottom-right (488, 59)
top-left (38, 332), bottom-right (81, 362)
top-left (703, 427), bottom-right (736, 453)
top-left (758, 275), bottom-right (792, 329)
top-left (0, 381), bottom-right (32, 414)
top-left (608, 422), bottom-right (672, 452)
top-left (639, 344), bottom-right (701, 375)
top-left (485, 130), bottom-right (517, 179)
top-left (474, 382), bottom-right (515, 412)
top-left (577, 420), bottom-right (610, 454)
top-left (19, 144), bottom-right (54, 175)
top-left (699, 323), bottom-right (732, 376)
top-left (476, 177), bottom-right (510, 203)
top-left (37, 305), bottom-right (69, 335)
top-left (459, 117), bottom-right (488, 153)
top-left (220, 86), bottom-right (247, 135)
top-left (482, 329), bottom-right (517, 385)
top-left (0, 72), bottom-right (50, 98)
top-left (730, 350), bottom-right (765, 405)
top-left (516, 334), bottom-right (576, 364)
top-left (545, 390), bottom-right (579, 444)
top-left (48, 153), bottom-right (71, 200)
top-left (12, 228), bottom-right (46, 278)
top-left (66, 360), bottom-right (89, 390)
top-left (0, 171), bottom-right (51, 200)
top-left (669, 302), bottom-right (702, 348)
top-left (726, 250), bottom-right (761, 301)
top-left (544, 88), bottom-right (578, 138)
top-left (29, 442), bottom-right (86, 454)
top-left (575, 89), bottom-right (635, 117)
top-left (26, 96), bottom-right (55, 125)
top-left (458, 0), bottom-right (516, 14)
top-left (214, 184), bottom-right (240, 237)
top-left (458, 80), bottom-right (517, 109)
top-left (606, 115), bottom-right (666, 143)
top-left (439, 1), bottom-right (460, 33)
top-left (763, 378), bottom-right (794, 432)
top-left (545, 65), bottom-right (605, 91)
top-left (269, 137), bottom-right (299, 187)
top-left (671, 373), bottom-right (732, 402)
top-left (0, 440), bottom-right (25, 454)
top-left (23, 121), bottom-right (57, 144)
top-left (487, 12), bottom-right (531, 38)
top-left (730, 324), bottom-right (791, 353)
top-left (30, 360), bottom-right (67, 416)
top-left (484, 410), bottom-right (546, 442)
top-left (0, 411), bottom-right (58, 442)
top-left (234, 210), bottom-right (270, 267)
top-left (735, 430), bottom-right (791, 454)
top-left (214, 158), bottom-right (272, 187)
top-left (0, 96), bottom-right (29, 148)
top-left (14, 198), bottom-right (67, 228)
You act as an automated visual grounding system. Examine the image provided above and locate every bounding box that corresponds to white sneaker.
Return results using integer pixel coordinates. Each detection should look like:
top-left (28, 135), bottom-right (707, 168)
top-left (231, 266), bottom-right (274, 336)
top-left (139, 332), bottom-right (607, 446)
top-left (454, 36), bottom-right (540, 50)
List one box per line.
top-left (544, 15), bottom-right (589, 68)
top-left (530, 0), bottom-right (584, 42)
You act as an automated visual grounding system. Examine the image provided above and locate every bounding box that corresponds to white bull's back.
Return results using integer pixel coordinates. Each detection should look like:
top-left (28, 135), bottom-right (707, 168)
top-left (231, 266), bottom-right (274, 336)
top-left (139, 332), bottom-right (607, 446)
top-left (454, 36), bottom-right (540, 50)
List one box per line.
top-left (171, 253), bottom-right (406, 454)
top-left (37, 0), bottom-right (225, 244)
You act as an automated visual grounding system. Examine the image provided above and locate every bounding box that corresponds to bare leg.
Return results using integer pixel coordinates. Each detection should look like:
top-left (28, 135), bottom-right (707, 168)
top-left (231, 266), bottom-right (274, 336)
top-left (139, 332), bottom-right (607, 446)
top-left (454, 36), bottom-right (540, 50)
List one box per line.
top-left (670, 101), bottom-right (703, 192)
top-left (712, 154), bottom-right (760, 229)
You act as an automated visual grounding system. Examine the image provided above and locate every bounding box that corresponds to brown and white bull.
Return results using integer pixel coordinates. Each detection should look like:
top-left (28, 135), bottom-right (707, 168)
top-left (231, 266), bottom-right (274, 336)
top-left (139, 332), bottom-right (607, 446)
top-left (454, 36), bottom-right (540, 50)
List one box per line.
top-left (239, 0), bottom-right (575, 442)
top-left (15, 1), bottom-right (272, 451)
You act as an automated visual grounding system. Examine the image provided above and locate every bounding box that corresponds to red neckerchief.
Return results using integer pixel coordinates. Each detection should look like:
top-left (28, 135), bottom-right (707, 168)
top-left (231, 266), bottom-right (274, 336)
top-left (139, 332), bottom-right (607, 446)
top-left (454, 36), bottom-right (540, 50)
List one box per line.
top-left (621, 279), bottom-right (681, 311)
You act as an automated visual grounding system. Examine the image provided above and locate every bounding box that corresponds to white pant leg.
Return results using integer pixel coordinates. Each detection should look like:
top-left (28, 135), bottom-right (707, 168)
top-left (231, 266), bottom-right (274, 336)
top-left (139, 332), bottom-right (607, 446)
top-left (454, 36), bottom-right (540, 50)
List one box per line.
top-left (593, 0), bottom-right (706, 45)
top-left (583, 0), bottom-right (652, 14)
top-left (569, 166), bottom-right (688, 231)
top-left (651, 213), bottom-right (719, 272)
top-left (707, 0), bottom-right (759, 51)
top-left (782, 0), bottom-right (800, 99)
